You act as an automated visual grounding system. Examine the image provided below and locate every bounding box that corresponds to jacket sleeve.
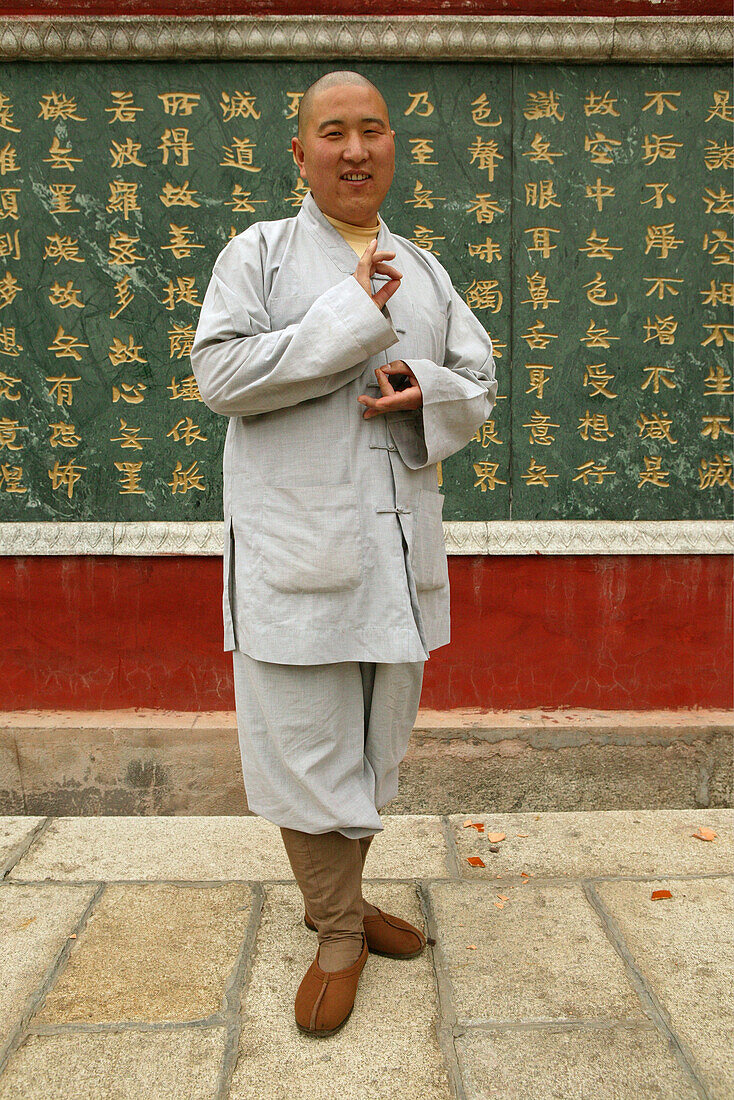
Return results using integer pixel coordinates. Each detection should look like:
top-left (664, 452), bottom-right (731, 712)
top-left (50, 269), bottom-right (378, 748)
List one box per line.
top-left (190, 227), bottom-right (400, 417)
top-left (387, 282), bottom-right (498, 469)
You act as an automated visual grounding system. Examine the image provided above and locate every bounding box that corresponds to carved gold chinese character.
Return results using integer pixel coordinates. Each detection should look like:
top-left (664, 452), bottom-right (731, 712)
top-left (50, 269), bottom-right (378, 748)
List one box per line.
top-left (167, 417), bottom-right (207, 445)
top-left (0, 271), bottom-right (21, 310)
top-left (472, 461), bottom-right (507, 491)
top-left (220, 138), bottom-right (261, 173)
top-left (641, 365), bottom-right (676, 393)
top-left (698, 454), bottom-right (733, 489)
top-left (525, 364), bottom-right (553, 399)
top-left (220, 91), bottom-right (261, 122)
top-left (106, 91), bottom-right (143, 123)
top-left (521, 273), bottom-right (559, 311)
top-left (523, 411), bottom-right (559, 446)
top-left (114, 461), bottom-right (145, 493)
top-left (168, 459), bottom-right (205, 493)
top-left (637, 411), bottom-right (677, 444)
top-left (0, 463), bottom-right (26, 492)
top-left (583, 363), bottom-right (618, 399)
top-left (48, 458), bottom-right (86, 497)
top-left (522, 457), bottom-right (558, 486)
top-left (578, 411), bottom-right (614, 442)
top-left (168, 372), bottom-right (201, 399)
top-left (49, 422), bottom-right (82, 448)
top-left (110, 419), bottom-right (151, 449)
top-left (38, 93), bottom-right (86, 122)
top-left (112, 382), bottom-right (147, 404)
top-left (0, 417), bottom-right (27, 449)
top-left (637, 456), bottom-right (670, 488)
top-left (572, 461), bottom-right (616, 484)
top-left (46, 374), bottom-right (81, 405)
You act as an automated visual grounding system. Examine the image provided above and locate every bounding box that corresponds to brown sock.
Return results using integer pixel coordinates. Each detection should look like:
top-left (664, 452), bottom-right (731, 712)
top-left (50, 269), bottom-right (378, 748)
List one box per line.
top-left (358, 835), bottom-right (380, 917)
top-left (280, 827), bottom-right (364, 972)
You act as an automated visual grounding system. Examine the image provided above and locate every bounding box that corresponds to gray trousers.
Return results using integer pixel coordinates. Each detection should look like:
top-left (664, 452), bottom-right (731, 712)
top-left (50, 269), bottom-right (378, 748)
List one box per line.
top-left (232, 652), bottom-right (425, 839)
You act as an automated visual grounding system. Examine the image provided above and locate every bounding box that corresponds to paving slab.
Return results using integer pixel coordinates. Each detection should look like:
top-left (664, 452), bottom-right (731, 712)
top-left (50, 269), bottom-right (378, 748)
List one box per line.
top-left (35, 883), bottom-right (253, 1024)
top-left (0, 1029), bottom-right (226, 1100)
top-left (451, 808), bottom-right (733, 879)
top-left (0, 884), bottom-right (96, 1052)
top-left (429, 881), bottom-right (645, 1024)
top-left (456, 1026), bottom-right (701, 1100)
top-left (596, 875), bottom-right (734, 1100)
top-left (229, 882), bottom-right (451, 1100)
top-left (8, 814), bottom-right (450, 882)
top-left (0, 817), bottom-right (44, 870)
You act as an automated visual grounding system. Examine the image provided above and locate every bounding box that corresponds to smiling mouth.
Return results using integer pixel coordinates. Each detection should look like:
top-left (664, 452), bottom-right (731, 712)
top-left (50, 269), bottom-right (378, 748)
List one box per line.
top-left (341, 173), bottom-right (372, 182)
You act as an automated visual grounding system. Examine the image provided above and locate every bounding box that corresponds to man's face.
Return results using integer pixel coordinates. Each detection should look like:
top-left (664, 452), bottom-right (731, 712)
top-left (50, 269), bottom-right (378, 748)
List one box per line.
top-left (292, 84), bottom-right (395, 227)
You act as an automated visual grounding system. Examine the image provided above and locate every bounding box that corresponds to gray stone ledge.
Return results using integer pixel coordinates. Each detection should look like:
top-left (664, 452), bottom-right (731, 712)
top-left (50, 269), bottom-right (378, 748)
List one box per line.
top-left (0, 16), bottom-right (730, 62)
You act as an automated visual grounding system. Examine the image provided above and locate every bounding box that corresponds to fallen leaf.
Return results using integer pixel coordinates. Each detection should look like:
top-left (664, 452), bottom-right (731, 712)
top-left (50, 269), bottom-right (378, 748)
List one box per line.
top-left (13, 917), bottom-right (37, 930)
top-left (467, 856), bottom-right (485, 868)
top-left (691, 827), bottom-right (717, 842)
top-left (462, 819), bottom-right (474, 828)
top-left (466, 944), bottom-right (477, 950)
top-left (69, 934), bottom-right (77, 939)
top-left (497, 894), bottom-right (509, 901)
top-left (651, 889), bottom-right (672, 900)
top-left (486, 832), bottom-right (506, 843)
top-left (494, 900), bottom-right (505, 909)
top-left (520, 871), bottom-right (531, 877)
top-left (516, 833), bottom-right (529, 838)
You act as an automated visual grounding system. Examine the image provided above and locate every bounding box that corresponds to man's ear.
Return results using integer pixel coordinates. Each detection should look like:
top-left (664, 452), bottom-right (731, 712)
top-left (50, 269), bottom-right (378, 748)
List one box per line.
top-left (291, 138), bottom-right (308, 180)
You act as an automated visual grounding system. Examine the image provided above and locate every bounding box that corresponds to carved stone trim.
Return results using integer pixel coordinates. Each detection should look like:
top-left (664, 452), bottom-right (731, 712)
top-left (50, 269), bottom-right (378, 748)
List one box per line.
top-left (443, 520), bottom-right (734, 555)
top-left (0, 16), bottom-right (730, 62)
top-left (1, 520), bottom-right (731, 556)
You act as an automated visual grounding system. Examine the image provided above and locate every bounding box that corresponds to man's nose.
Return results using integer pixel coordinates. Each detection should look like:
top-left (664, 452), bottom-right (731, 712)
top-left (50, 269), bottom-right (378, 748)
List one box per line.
top-left (342, 134), bottom-right (369, 160)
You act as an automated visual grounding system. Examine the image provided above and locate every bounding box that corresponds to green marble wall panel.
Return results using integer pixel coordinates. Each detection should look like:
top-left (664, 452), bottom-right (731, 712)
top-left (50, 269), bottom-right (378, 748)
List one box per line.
top-left (0, 60), bottom-right (730, 523)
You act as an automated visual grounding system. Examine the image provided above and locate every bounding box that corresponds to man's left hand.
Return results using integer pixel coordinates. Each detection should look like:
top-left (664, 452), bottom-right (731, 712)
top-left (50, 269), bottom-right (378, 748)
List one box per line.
top-left (358, 361), bottom-right (423, 419)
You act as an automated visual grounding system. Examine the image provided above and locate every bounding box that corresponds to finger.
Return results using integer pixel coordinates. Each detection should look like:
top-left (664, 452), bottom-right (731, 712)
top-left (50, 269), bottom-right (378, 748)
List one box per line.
top-left (371, 279), bottom-right (401, 310)
top-left (374, 367), bottom-right (395, 398)
top-left (372, 263), bottom-right (402, 280)
top-left (357, 394), bottom-right (385, 419)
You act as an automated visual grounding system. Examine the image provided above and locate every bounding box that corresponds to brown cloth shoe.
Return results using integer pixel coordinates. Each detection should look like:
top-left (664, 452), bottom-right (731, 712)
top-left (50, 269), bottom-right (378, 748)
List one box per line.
top-left (305, 906), bottom-right (434, 959)
top-left (295, 932), bottom-right (369, 1036)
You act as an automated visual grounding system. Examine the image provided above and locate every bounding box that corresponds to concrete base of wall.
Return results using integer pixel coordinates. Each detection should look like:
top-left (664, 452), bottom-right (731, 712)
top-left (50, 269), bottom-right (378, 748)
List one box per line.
top-left (1, 710), bottom-right (731, 817)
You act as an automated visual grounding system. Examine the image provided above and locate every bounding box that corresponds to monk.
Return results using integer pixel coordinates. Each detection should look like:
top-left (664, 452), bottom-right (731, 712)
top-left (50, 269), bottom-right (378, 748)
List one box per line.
top-left (191, 69), bottom-right (497, 1037)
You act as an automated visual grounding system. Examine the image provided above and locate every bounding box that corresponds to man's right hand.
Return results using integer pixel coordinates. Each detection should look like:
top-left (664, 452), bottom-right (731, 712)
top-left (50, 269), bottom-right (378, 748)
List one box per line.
top-left (352, 238), bottom-right (402, 311)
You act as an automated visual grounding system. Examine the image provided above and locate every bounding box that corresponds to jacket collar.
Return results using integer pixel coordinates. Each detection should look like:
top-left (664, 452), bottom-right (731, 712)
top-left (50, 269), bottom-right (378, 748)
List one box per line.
top-left (297, 189), bottom-right (393, 273)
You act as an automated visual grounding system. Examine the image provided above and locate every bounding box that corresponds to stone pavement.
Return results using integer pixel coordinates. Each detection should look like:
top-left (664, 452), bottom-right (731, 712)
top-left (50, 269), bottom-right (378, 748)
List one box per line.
top-left (0, 808), bottom-right (731, 1100)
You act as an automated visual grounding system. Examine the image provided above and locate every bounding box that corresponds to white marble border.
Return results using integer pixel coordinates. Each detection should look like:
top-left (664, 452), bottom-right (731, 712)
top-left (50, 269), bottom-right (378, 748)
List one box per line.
top-left (0, 520), bottom-right (731, 556)
top-left (0, 16), bottom-right (730, 62)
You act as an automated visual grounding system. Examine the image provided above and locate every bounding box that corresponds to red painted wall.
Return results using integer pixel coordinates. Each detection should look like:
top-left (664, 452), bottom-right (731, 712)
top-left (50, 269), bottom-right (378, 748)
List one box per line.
top-left (2, 2), bottom-right (729, 16)
top-left (5, 555), bottom-right (732, 711)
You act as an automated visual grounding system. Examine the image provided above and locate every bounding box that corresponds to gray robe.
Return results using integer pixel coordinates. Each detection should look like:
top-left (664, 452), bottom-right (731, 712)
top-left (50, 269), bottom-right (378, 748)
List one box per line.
top-left (190, 190), bottom-right (498, 664)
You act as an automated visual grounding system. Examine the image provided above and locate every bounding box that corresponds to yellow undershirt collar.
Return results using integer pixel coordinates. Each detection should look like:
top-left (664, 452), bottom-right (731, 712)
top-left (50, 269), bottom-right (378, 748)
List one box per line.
top-left (322, 211), bottom-right (381, 235)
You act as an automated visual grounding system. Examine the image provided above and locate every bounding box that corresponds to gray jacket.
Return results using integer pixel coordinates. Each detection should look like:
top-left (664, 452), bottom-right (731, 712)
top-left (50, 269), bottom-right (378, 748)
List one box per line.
top-left (190, 190), bottom-right (497, 663)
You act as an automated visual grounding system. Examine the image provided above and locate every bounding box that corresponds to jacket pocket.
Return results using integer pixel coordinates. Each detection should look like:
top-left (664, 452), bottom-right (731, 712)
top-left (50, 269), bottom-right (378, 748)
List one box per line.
top-left (411, 489), bottom-right (449, 592)
top-left (260, 483), bottom-right (364, 594)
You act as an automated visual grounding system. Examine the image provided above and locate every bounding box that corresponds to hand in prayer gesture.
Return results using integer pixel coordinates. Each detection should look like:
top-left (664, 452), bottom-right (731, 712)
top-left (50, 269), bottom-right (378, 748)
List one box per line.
top-left (358, 362), bottom-right (423, 419)
top-left (353, 239), bottom-right (423, 419)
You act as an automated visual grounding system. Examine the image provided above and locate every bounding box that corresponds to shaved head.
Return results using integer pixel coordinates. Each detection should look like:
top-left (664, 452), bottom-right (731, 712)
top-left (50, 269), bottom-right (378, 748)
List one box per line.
top-left (298, 70), bottom-right (390, 139)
